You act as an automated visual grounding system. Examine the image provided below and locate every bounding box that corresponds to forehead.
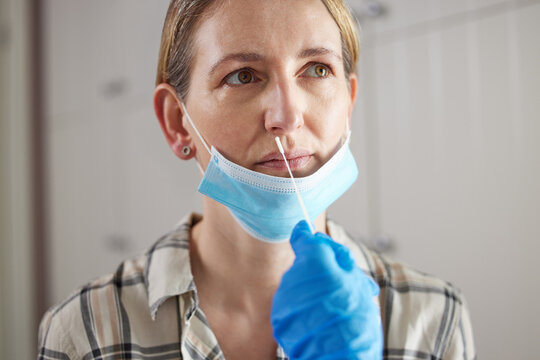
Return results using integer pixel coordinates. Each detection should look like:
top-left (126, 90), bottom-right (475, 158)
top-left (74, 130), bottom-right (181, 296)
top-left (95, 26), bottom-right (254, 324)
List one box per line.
top-left (193, 0), bottom-right (343, 67)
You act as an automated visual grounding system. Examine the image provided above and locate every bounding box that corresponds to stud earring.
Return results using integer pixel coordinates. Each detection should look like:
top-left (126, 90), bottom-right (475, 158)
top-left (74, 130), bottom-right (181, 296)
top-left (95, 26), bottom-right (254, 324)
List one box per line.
top-left (181, 146), bottom-right (191, 156)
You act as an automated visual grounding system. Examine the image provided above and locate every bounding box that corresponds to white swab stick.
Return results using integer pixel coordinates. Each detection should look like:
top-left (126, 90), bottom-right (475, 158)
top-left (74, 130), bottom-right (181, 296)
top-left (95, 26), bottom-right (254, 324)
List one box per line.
top-left (274, 137), bottom-right (315, 234)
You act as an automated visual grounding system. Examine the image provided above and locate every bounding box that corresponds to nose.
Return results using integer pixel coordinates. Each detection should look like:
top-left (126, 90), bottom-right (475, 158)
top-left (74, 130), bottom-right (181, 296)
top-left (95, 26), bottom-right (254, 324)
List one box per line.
top-left (263, 80), bottom-right (304, 135)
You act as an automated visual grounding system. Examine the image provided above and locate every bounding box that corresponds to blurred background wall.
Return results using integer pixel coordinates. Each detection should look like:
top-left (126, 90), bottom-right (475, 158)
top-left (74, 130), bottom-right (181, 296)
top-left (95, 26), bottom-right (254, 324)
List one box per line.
top-left (1, 0), bottom-right (37, 358)
top-left (1, 0), bottom-right (539, 358)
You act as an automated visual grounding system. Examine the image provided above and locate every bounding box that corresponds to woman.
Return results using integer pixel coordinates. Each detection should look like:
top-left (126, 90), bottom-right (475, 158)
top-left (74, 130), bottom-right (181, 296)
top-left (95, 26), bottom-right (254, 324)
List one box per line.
top-left (38, 0), bottom-right (475, 359)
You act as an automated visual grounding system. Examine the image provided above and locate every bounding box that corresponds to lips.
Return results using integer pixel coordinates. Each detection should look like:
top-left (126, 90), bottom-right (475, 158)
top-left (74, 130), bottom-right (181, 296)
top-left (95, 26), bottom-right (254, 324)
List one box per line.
top-left (256, 150), bottom-right (312, 171)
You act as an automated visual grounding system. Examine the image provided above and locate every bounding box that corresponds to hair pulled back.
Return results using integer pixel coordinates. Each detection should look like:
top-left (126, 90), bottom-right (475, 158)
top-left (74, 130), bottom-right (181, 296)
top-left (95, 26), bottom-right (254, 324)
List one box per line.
top-left (156, 0), bottom-right (360, 100)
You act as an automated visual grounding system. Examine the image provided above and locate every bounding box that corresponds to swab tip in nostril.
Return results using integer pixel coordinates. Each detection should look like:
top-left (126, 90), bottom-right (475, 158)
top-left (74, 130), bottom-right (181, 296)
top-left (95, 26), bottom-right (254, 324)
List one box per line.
top-left (274, 137), bottom-right (285, 154)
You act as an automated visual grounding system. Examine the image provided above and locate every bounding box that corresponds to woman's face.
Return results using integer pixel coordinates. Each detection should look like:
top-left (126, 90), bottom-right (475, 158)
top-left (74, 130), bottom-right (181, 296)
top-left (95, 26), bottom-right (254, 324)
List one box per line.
top-left (184, 0), bottom-right (356, 177)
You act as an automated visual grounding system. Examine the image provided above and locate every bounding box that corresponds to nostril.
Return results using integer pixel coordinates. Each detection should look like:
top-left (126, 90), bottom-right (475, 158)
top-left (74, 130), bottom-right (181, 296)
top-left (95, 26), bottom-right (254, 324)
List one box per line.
top-left (264, 113), bottom-right (303, 134)
top-left (268, 126), bottom-right (287, 136)
top-left (263, 88), bottom-right (304, 133)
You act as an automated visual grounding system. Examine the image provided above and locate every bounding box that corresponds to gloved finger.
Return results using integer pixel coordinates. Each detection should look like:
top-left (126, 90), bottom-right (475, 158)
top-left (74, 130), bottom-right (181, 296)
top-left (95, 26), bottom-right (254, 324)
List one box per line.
top-left (289, 220), bottom-right (316, 255)
top-left (324, 239), bottom-right (380, 297)
top-left (366, 276), bottom-right (380, 297)
top-left (325, 239), bottom-right (356, 271)
top-left (290, 221), bottom-right (353, 275)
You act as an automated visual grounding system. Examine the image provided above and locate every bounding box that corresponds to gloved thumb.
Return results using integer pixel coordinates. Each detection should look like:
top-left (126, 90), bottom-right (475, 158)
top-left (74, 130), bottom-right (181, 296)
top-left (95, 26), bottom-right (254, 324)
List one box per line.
top-left (290, 221), bottom-right (354, 269)
top-left (325, 237), bottom-right (380, 296)
top-left (289, 220), bottom-right (315, 255)
top-left (327, 240), bottom-right (356, 271)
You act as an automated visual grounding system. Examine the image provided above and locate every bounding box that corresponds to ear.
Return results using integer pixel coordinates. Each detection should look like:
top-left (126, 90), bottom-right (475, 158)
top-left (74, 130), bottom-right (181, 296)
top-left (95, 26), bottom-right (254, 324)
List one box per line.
top-left (347, 73), bottom-right (358, 120)
top-left (153, 83), bottom-right (195, 160)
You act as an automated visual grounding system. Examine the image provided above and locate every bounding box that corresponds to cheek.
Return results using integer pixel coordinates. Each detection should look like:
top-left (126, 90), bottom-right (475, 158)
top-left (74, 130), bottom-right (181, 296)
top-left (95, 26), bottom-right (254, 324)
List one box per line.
top-left (191, 89), bottom-right (254, 140)
top-left (308, 89), bottom-right (350, 136)
top-left (200, 106), bottom-right (261, 159)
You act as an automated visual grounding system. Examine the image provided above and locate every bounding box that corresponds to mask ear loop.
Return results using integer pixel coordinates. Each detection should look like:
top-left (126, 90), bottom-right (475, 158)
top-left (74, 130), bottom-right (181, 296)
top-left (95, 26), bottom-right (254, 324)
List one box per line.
top-left (180, 102), bottom-right (211, 176)
top-left (180, 102), bottom-right (211, 155)
top-left (345, 118), bottom-right (351, 143)
top-left (195, 161), bottom-right (205, 176)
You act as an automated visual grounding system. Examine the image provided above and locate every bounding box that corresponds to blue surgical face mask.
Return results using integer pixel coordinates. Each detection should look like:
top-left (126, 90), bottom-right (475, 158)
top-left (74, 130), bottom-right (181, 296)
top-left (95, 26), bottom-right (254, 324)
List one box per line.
top-left (181, 103), bottom-right (358, 243)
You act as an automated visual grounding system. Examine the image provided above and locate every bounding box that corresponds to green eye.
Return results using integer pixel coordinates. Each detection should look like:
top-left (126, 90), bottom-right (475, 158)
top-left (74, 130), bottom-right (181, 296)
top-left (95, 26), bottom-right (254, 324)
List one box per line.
top-left (306, 64), bottom-right (330, 78)
top-left (226, 69), bottom-right (254, 85)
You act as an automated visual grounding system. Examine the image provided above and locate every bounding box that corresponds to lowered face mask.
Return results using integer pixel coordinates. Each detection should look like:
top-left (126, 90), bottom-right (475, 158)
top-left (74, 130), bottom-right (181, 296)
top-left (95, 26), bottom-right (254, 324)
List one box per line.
top-left (181, 103), bottom-right (358, 243)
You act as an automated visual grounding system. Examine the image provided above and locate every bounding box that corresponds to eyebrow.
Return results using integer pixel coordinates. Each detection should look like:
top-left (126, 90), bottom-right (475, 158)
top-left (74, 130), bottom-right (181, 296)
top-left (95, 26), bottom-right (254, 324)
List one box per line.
top-left (209, 52), bottom-right (262, 75)
top-left (208, 47), bottom-right (342, 75)
top-left (298, 47), bottom-right (342, 61)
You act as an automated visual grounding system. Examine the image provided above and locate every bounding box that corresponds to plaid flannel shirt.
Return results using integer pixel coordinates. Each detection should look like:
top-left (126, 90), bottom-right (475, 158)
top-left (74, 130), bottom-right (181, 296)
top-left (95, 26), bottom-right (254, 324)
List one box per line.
top-left (38, 213), bottom-right (475, 359)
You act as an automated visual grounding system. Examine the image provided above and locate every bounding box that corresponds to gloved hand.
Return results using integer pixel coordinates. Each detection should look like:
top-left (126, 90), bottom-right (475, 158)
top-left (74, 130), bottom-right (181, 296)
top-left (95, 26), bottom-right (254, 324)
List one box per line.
top-left (271, 220), bottom-right (383, 360)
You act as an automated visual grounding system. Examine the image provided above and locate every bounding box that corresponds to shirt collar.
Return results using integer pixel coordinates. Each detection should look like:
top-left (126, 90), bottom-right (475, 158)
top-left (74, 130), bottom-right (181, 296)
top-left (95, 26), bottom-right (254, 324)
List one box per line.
top-left (145, 212), bottom-right (201, 320)
top-left (145, 214), bottom-right (377, 319)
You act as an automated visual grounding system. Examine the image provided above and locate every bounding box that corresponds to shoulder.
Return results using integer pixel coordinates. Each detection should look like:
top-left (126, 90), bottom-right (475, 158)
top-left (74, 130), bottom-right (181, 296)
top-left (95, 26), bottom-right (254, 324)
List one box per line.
top-left (370, 251), bottom-right (475, 359)
top-left (38, 255), bottom-right (148, 358)
top-left (328, 220), bottom-right (476, 359)
top-left (37, 214), bottom-right (199, 358)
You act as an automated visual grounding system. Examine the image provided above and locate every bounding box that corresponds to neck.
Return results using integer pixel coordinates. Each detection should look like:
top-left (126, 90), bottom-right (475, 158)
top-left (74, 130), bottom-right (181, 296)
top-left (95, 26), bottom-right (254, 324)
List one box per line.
top-left (190, 198), bottom-right (326, 315)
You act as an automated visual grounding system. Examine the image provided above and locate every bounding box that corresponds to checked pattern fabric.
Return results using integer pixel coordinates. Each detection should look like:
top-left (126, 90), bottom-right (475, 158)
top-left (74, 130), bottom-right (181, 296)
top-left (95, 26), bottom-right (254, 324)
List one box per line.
top-left (38, 213), bottom-right (475, 359)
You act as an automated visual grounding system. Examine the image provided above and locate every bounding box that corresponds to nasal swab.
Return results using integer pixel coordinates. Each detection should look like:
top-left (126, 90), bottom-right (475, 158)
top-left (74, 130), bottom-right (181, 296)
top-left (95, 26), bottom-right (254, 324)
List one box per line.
top-left (274, 137), bottom-right (315, 234)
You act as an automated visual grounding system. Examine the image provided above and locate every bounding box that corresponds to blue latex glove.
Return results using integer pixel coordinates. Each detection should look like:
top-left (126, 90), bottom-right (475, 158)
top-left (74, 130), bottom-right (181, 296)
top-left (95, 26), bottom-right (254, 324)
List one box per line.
top-left (271, 220), bottom-right (383, 360)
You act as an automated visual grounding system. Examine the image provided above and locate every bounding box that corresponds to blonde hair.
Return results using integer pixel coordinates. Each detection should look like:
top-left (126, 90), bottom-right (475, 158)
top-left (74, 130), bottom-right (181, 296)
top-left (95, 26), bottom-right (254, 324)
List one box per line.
top-left (156, 0), bottom-right (360, 100)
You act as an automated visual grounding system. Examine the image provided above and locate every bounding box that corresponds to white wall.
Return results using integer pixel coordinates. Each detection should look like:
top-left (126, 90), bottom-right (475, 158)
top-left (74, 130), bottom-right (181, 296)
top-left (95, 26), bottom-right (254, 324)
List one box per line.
top-left (0, 0), bottom-right (36, 357)
top-left (43, 0), bottom-right (193, 305)
top-left (335, 0), bottom-right (540, 358)
top-left (43, 0), bottom-right (540, 358)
